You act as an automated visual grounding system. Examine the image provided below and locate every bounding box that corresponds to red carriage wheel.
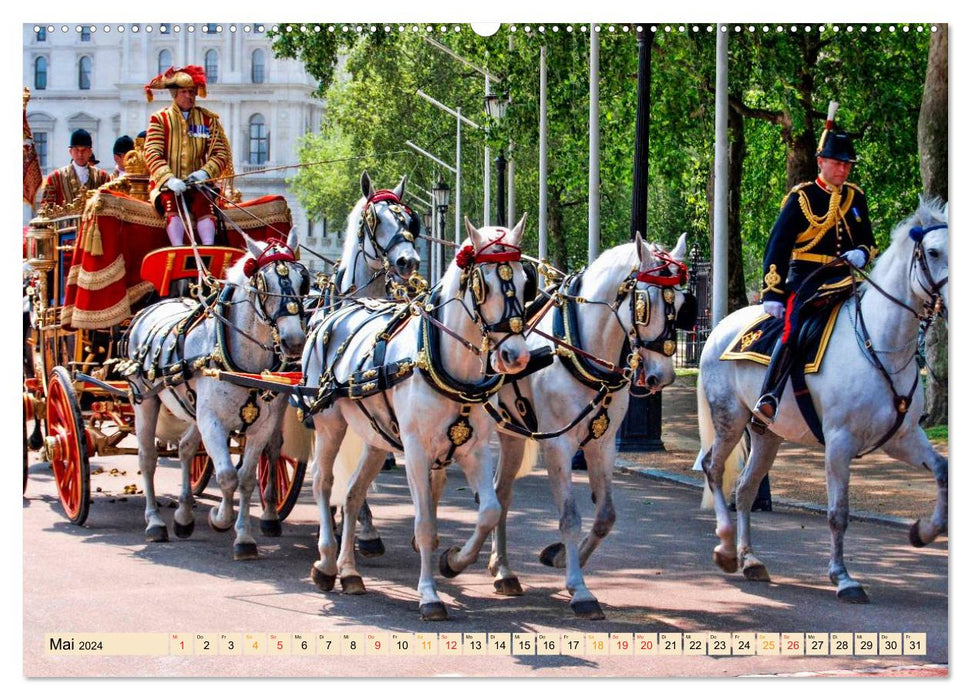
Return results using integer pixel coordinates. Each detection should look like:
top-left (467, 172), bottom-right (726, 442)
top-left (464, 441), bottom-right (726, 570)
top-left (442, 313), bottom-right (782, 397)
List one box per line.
top-left (190, 453), bottom-right (214, 496)
top-left (257, 454), bottom-right (306, 521)
top-left (45, 367), bottom-right (90, 525)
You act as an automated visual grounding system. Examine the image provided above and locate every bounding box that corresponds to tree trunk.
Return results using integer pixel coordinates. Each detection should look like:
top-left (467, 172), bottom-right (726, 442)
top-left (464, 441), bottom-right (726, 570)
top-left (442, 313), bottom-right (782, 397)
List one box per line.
top-left (918, 24), bottom-right (948, 427)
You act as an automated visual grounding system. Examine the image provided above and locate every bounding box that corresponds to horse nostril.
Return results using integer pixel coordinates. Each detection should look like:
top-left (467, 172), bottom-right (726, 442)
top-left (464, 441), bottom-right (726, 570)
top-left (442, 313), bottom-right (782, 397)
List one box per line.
top-left (647, 375), bottom-right (659, 388)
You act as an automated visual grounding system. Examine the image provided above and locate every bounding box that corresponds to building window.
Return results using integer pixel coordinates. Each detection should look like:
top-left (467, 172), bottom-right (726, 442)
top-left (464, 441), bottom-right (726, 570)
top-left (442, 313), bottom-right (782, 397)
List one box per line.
top-left (158, 49), bottom-right (172, 74)
top-left (37, 26), bottom-right (47, 41)
top-left (35, 132), bottom-right (49, 169)
top-left (34, 56), bottom-right (47, 90)
top-left (248, 114), bottom-right (269, 165)
top-left (78, 56), bottom-right (92, 90)
top-left (204, 50), bottom-right (218, 84)
top-left (251, 49), bottom-right (265, 84)
top-left (80, 26), bottom-right (92, 42)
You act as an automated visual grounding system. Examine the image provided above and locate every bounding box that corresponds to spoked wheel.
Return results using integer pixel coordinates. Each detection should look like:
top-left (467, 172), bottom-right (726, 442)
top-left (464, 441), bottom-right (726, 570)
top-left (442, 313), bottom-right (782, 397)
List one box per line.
top-left (45, 367), bottom-right (90, 525)
top-left (190, 453), bottom-right (214, 496)
top-left (257, 454), bottom-right (306, 521)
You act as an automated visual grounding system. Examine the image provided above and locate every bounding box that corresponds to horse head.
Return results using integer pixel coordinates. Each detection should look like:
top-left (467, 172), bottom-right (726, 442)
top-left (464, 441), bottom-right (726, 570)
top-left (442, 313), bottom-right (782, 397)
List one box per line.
top-left (353, 170), bottom-right (422, 282)
top-left (627, 231), bottom-right (692, 392)
top-left (907, 199), bottom-right (949, 324)
top-left (241, 228), bottom-right (311, 360)
top-left (454, 214), bottom-right (532, 375)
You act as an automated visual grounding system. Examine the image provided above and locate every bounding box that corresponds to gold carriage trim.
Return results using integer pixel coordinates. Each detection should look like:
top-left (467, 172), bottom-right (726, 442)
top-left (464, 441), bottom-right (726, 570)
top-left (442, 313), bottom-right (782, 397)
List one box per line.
top-left (719, 304), bottom-right (842, 374)
top-left (76, 254), bottom-right (127, 291)
top-left (59, 281), bottom-right (156, 330)
top-left (761, 264), bottom-right (783, 296)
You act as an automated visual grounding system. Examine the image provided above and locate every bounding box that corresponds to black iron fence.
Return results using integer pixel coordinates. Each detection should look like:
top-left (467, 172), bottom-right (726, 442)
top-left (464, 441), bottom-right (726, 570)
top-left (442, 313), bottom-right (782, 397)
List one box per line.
top-left (676, 247), bottom-right (711, 368)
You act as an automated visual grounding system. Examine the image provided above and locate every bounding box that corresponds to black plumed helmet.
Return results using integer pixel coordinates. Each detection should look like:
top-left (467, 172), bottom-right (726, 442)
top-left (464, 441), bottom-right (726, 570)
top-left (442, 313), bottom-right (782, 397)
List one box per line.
top-left (817, 128), bottom-right (858, 163)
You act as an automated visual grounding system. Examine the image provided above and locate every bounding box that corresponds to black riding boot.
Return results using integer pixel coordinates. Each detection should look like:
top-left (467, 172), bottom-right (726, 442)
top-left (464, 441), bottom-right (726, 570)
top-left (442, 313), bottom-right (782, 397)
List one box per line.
top-left (751, 341), bottom-right (796, 431)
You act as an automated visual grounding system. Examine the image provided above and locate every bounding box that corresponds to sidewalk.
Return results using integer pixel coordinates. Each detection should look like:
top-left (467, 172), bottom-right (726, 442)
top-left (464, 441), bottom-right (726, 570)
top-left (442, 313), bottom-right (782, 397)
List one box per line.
top-left (614, 380), bottom-right (944, 526)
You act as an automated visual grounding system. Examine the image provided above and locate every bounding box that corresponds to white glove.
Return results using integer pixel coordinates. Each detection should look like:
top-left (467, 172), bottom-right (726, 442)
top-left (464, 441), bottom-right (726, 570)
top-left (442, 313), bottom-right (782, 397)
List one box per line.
top-left (841, 249), bottom-right (866, 268)
top-left (763, 301), bottom-right (785, 319)
top-left (166, 176), bottom-right (187, 195)
top-left (186, 169), bottom-right (209, 184)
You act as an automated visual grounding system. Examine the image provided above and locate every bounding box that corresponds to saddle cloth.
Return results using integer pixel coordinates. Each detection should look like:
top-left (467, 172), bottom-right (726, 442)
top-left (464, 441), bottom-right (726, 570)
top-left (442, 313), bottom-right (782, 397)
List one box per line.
top-left (719, 302), bottom-right (842, 373)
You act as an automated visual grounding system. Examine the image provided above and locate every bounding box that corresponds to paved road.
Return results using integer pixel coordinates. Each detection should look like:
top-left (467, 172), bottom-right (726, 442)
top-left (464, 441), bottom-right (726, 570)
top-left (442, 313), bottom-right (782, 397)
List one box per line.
top-left (23, 444), bottom-right (947, 678)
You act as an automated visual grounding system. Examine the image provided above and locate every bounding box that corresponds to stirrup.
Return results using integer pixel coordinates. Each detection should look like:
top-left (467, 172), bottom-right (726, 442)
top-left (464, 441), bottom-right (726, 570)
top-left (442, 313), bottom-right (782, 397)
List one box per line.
top-left (751, 396), bottom-right (777, 427)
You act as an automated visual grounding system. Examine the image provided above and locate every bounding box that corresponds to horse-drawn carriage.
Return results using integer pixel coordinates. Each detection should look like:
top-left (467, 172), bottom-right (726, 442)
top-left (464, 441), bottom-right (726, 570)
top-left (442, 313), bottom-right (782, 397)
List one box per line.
top-left (23, 159), bottom-right (307, 527)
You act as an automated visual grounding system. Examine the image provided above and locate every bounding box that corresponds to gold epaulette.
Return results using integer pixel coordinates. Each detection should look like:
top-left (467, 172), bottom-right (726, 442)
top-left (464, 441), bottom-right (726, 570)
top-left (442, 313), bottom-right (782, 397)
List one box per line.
top-left (780, 181), bottom-right (813, 210)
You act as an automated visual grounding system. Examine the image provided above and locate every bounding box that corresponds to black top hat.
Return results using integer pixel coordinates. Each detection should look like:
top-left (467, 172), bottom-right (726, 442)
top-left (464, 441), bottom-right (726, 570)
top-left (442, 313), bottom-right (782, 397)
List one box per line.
top-left (816, 128), bottom-right (858, 163)
top-left (113, 135), bottom-right (135, 156)
top-left (70, 128), bottom-right (93, 148)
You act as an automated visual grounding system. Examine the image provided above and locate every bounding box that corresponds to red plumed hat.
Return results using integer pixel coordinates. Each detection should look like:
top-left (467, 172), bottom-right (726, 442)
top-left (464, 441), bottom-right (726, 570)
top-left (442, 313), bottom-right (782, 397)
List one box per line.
top-left (144, 65), bottom-right (208, 102)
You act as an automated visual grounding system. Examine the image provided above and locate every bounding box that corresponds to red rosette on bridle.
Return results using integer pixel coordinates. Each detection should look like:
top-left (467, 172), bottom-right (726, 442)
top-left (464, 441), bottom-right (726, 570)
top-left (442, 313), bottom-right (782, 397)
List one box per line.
top-left (455, 245), bottom-right (476, 270)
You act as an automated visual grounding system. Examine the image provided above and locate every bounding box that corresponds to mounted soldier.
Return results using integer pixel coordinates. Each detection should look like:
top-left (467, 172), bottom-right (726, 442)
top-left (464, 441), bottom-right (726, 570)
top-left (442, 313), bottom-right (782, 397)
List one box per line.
top-left (143, 65), bottom-right (231, 247)
top-left (751, 102), bottom-right (878, 429)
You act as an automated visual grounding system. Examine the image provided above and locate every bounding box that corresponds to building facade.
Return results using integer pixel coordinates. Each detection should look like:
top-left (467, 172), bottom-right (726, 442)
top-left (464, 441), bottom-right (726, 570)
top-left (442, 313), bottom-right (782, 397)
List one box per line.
top-left (23, 22), bottom-right (339, 272)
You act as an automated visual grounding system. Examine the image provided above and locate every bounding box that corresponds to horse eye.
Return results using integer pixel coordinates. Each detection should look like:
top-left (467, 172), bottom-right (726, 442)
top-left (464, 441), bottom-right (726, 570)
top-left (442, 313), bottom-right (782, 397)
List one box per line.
top-left (927, 249), bottom-right (940, 259)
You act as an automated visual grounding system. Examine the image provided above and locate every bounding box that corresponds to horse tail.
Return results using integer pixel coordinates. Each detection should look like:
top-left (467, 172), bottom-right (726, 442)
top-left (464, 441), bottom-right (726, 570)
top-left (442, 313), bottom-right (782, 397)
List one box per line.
top-left (695, 373), bottom-right (748, 510)
top-left (332, 429), bottom-right (365, 505)
top-left (280, 406), bottom-right (313, 463)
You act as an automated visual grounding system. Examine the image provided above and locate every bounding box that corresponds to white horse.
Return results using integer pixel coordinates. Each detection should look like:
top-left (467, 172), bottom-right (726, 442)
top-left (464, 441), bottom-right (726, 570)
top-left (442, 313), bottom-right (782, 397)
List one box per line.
top-left (301, 216), bottom-right (532, 620)
top-left (487, 234), bottom-right (692, 618)
top-left (123, 231), bottom-right (310, 559)
top-left (695, 199), bottom-right (948, 602)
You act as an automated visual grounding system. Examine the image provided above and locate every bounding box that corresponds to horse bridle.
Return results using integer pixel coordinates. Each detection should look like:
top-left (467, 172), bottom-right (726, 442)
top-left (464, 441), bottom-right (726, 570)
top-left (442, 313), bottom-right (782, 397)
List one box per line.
top-left (243, 239), bottom-right (311, 352)
top-left (909, 223), bottom-right (949, 321)
top-left (357, 190), bottom-right (420, 272)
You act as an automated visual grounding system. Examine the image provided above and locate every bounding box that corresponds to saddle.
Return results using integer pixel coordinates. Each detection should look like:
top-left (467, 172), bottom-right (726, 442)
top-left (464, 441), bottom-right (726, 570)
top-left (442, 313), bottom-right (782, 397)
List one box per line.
top-left (719, 302), bottom-right (843, 374)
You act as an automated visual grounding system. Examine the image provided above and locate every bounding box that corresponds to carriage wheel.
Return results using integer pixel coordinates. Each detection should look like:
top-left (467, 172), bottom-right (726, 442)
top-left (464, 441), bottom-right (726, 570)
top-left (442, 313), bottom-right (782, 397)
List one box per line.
top-left (257, 454), bottom-right (306, 521)
top-left (45, 367), bottom-right (90, 525)
top-left (190, 453), bottom-right (214, 496)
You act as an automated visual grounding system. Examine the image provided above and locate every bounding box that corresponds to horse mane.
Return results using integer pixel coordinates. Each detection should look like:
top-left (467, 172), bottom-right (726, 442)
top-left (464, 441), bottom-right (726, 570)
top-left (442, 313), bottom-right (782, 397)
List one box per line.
top-left (337, 196), bottom-right (367, 269)
top-left (582, 241), bottom-right (638, 296)
top-left (867, 197), bottom-right (948, 283)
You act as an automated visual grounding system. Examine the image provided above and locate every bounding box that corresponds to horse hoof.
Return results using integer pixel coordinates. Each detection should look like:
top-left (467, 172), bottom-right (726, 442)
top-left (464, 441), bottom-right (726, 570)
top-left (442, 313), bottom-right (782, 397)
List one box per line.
top-left (837, 586), bottom-right (870, 604)
top-left (260, 519), bottom-right (282, 538)
top-left (233, 542), bottom-right (259, 561)
top-left (173, 520), bottom-right (195, 539)
top-left (571, 599), bottom-right (605, 620)
top-left (311, 566), bottom-right (336, 592)
top-left (713, 550), bottom-right (738, 574)
top-left (358, 537), bottom-right (385, 558)
top-left (539, 543), bottom-right (565, 568)
top-left (493, 577), bottom-right (524, 596)
top-left (419, 602), bottom-right (449, 621)
top-left (742, 563), bottom-right (771, 582)
top-left (208, 511), bottom-right (232, 533)
top-left (146, 525), bottom-right (169, 543)
top-left (909, 521), bottom-right (928, 548)
top-left (341, 575), bottom-right (367, 595)
top-left (439, 547), bottom-right (462, 579)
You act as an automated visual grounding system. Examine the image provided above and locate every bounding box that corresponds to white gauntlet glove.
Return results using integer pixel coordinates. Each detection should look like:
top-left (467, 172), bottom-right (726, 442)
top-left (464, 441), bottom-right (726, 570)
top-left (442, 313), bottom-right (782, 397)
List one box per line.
top-left (763, 301), bottom-right (785, 319)
top-left (840, 249), bottom-right (867, 269)
top-left (166, 176), bottom-right (187, 195)
top-left (186, 169), bottom-right (209, 184)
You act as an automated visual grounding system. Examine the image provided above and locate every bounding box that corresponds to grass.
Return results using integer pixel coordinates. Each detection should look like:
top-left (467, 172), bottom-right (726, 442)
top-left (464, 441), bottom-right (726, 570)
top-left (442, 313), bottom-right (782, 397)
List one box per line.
top-left (923, 424), bottom-right (948, 445)
top-left (675, 367), bottom-right (699, 387)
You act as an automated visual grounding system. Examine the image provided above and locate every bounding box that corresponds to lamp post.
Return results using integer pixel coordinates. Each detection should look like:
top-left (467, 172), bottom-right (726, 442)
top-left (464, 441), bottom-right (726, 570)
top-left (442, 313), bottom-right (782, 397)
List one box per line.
top-left (423, 210), bottom-right (434, 282)
top-left (433, 176), bottom-right (451, 278)
top-left (485, 92), bottom-right (509, 227)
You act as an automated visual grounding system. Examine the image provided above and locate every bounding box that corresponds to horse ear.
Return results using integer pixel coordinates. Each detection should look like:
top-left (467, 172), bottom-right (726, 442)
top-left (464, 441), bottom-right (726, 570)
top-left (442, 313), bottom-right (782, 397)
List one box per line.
top-left (286, 227), bottom-right (299, 252)
top-left (465, 216), bottom-right (484, 250)
top-left (360, 171), bottom-right (374, 199)
top-left (244, 234), bottom-right (263, 260)
top-left (671, 232), bottom-right (688, 262)
top-left (634, 231), bottom-right (649, 269)
top-left (392, 175), bottom-right (406, 200)
top-left (509, 213), bottom-right (528, 245)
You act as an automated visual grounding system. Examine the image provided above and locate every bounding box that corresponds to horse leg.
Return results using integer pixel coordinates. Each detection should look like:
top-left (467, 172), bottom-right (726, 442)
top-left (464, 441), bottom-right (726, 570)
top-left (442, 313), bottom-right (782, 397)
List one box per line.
top-left (700, 403), bottom-right (749, 574)
top-left (232, 431), bottom-right (266, 561)
top-left (734, 430), bottom-right (782, 582)
top-left (488, 433), bottom-right (526, 596)
top-left (401, 439), bottom-right (448, 621)
top-left (411, 467), bottom-right (445, 553)
top-left (258, 417), bottom-right (284, 538)
top-left (576, 442), bottom-right (617, 568)
top-left (439, 443), bottom-right (502, 580)
top-left (356, 499), bottom-right (385, 558)
top-left (174, 424), bottom-right (202, 539)
top-left (823, 439), bottom-right (869, 603)
top-left (310, 417), bottom-right (347, 592)
top-left (880, 431), bottom-right (948, 547)
top-left (135, 398), bottom-right (168, 542)
top-left (336, 445), bottom-right (387, 595)
top-left (197, 419), bottom-right (237, 534)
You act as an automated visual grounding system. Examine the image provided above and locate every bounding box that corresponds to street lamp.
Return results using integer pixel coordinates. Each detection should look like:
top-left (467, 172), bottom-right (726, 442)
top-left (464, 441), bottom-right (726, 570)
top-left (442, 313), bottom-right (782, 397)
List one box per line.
top-left (423, 210), bottom-right (434, 282)
top-left (432, 176), bottom-right (451, 277)
top-left (485, 92), bottom-right (509, 226)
